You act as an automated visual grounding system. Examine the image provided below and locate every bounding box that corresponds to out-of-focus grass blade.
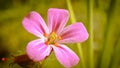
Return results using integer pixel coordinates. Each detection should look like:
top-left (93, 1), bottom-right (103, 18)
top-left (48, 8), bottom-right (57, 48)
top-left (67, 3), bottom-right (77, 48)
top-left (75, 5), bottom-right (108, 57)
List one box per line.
top-left (110, 32), bottom-right (120, 68)
top-left (66, 0), bottom-right (86, 68)
top-left (99, 0), bottom-right (117, 68)
top-left (86, 0), bottom-right (94, 68)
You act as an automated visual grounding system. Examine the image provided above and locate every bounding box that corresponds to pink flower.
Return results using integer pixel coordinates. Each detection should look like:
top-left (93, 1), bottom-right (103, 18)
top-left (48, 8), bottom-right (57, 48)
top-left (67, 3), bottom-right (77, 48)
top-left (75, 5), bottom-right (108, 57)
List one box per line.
top-left (22, 8), bottom-right (89, 68)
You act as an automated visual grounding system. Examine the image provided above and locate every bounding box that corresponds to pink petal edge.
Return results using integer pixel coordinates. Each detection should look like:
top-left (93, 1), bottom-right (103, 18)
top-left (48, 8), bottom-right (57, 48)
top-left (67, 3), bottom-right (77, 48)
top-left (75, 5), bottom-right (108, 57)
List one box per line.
top-left (59, 22), bottom-right (89, 43)
top-left (47, 8), bottom-right (69, 35)
top-left (52, 44), bottom-right (79, 68)
top-left (26, 39), bottom-right (52, 62)
top-left (22, 11), bottom-right (49, 38)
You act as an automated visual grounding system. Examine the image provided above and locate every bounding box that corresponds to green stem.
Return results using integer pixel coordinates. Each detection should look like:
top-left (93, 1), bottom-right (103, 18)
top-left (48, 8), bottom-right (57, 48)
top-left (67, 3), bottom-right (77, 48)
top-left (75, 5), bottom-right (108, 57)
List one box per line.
top-left (66, 0), bottom-right (86, 68)
top-left (66, 0), bottom-right (76, 23)
top-left (87, 0), bottom-right (94, 68)
top-left (99, 0), bottom-right (116, 68)
top-left (111, 32), bottom-right (120, 68)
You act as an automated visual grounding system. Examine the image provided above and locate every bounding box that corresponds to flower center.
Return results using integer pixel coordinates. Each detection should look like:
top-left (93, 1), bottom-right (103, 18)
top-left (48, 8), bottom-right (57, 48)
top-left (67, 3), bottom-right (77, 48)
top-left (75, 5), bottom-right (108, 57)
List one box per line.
top-left (45, 32), bottom-right (61, 45)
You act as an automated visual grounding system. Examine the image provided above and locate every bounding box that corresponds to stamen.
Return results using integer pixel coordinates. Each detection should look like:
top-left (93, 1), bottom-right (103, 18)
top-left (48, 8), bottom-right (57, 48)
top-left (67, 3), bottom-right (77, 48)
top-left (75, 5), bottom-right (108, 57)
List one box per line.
top-left (45, 32), bottom-right (61, 45)
top-left (58, 36), bottom-right (62, 40)
top-left (43, 33), bottom-right (48, 37)
top-left (54, 43), bottom-right (58, 46)
top-left (45, 41), bottom-right (49, 45)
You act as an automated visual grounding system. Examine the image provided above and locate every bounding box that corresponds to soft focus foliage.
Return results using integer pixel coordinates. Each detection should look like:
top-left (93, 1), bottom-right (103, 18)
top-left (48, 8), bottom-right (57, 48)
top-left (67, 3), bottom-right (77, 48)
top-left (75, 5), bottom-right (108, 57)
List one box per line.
top-left (0, 0), bottom-right (120, 68)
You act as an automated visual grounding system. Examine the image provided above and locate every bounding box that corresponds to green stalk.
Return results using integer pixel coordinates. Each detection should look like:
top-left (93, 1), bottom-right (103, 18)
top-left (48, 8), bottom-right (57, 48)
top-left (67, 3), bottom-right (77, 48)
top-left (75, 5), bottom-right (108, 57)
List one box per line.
top-left (87, 0), bottom-right (94, 68)
top-left (111, 33), bottom-right (120, 68)
top-left (66, 0), bottom-right (76, 22)
top-left (66, 0), bottom-right (86, 68)
top-left (99, 0), bottom-right (116, 68)
top-left (100, 25), bottom-right (115, 68)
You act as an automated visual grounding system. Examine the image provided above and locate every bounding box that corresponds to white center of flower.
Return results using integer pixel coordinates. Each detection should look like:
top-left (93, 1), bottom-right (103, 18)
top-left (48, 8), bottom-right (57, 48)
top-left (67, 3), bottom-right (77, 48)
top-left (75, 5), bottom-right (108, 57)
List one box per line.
top-left (45, 32), bottom-right (61, 46)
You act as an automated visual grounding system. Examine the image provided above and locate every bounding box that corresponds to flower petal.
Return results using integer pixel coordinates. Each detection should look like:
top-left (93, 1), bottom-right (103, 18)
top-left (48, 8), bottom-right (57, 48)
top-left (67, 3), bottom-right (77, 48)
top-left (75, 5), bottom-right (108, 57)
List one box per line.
top-left (22, 11), bottom-right (49, 38)
top-left (48, 8), bottom-right (69, 35)
top-left (26, 39), bottom-right (52, 62)
top-left (52, 44), bottom-right (79, 68)
top-left (59, 23), bottom-right (89, 43)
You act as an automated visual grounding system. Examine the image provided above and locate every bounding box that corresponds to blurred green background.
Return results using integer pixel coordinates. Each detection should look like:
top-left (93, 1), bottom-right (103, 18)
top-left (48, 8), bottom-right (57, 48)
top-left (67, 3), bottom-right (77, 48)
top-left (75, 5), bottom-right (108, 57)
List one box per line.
top-left (0, 0), bottom-right (120, 68)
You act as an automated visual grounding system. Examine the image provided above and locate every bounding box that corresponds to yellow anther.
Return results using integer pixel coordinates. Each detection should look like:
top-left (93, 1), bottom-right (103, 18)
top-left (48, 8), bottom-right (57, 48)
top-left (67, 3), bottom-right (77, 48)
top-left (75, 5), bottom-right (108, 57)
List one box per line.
top-left (45, 32), bottom-right (61, 45)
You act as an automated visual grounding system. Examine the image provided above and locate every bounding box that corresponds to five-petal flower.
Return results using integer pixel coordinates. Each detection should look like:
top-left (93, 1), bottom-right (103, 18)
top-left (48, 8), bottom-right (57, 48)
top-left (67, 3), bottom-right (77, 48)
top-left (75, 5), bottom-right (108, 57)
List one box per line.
top-left (22, 8), bottom-right (89, 68)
